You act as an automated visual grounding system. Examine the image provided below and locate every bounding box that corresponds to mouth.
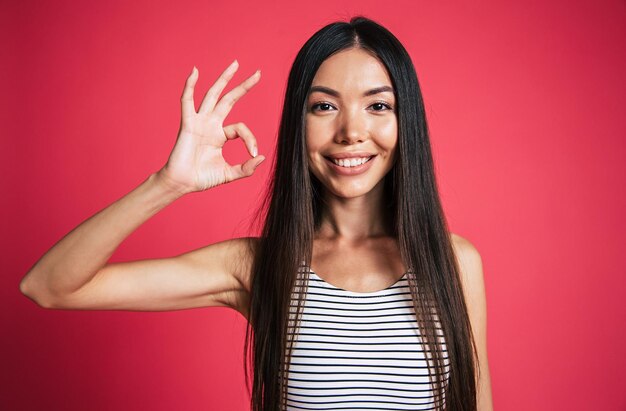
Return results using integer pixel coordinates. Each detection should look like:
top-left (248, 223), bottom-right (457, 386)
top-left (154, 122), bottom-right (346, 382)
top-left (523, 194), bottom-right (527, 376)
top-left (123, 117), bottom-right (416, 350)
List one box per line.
top-left (323, 155), bottom-right (377, 175)
top-left (324, 155), bottom-right (375, 168)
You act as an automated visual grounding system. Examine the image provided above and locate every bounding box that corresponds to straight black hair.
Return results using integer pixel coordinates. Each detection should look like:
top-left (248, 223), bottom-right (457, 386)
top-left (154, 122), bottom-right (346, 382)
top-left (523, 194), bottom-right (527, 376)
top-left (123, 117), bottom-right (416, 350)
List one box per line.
top-left (243, 16), bottom-right (478, 410)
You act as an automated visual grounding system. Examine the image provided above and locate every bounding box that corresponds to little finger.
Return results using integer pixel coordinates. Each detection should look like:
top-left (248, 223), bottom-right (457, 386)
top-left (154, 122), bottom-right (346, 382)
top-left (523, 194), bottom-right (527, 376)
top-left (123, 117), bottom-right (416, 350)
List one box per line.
top-left (181, 66), bottom-right (199, 117)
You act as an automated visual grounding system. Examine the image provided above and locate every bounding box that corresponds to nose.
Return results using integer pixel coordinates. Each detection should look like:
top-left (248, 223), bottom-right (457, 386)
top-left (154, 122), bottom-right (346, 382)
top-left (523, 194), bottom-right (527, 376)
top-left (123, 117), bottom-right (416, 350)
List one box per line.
top-left (334, 108), bottom-right (368, 144)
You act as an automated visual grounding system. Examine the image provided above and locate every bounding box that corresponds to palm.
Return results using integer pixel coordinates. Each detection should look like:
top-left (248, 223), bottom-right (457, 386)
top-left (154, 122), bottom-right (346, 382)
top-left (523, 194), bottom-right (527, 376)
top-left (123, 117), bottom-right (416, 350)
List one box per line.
top-left (166, 121), bottom-right (230, 191)
top-left (159, 61), bottom-right (265, 193)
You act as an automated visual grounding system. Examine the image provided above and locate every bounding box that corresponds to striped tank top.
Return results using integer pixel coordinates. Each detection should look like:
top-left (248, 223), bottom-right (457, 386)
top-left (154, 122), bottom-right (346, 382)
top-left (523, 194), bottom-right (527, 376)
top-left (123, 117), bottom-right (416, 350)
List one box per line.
top-left (284, 266), bottom-right (451, 410)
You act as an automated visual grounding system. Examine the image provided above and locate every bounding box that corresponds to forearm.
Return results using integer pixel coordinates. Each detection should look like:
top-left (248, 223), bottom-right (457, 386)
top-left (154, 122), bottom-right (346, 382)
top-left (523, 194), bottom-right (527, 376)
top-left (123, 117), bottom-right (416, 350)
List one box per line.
top-left (20, 171), bottom-right (187, 301)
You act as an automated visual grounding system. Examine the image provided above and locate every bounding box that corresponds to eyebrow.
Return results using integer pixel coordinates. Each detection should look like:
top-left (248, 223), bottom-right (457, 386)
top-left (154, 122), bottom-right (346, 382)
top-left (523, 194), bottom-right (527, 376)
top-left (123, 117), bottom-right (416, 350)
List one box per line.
top-left (308, 85), bottom-right (394, 97)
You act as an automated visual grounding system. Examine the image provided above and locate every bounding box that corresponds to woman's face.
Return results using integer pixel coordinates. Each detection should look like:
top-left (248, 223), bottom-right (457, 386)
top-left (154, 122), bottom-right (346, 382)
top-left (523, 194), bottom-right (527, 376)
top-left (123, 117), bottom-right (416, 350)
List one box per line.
top-left (305, 47), bottom-right (398, 199)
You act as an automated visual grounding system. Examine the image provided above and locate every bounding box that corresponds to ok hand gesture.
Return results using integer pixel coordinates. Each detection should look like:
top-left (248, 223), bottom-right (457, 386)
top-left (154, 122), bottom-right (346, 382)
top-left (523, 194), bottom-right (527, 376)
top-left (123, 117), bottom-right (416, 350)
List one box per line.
top-left (157, 60), bottom-right (265, 194)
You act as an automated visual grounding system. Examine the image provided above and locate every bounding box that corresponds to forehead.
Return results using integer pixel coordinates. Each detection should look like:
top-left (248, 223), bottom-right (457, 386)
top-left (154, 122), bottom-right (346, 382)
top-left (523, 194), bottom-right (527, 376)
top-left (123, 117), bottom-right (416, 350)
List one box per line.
top-left (310, 48), bottom-right (393, 91)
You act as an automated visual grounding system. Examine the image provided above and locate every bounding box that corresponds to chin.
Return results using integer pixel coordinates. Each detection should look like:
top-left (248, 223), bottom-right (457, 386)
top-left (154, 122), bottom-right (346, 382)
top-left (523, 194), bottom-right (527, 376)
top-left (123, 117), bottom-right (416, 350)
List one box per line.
top-left (326, 182), bottom-right (378, 199)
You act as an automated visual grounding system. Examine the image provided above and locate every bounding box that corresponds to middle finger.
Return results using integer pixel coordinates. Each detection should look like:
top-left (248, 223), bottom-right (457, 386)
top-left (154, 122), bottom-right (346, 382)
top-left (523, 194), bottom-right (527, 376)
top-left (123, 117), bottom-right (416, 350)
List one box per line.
top-left (212, 70), bottom-right (261, 120)
top-left (198, 60), bottom-right (239, 115)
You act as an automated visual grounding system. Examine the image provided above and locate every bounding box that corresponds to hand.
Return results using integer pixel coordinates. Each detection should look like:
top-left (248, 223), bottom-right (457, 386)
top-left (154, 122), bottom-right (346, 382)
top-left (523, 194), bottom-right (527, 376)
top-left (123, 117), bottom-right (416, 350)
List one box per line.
top-left (157, 60), bottom-right (265, 194)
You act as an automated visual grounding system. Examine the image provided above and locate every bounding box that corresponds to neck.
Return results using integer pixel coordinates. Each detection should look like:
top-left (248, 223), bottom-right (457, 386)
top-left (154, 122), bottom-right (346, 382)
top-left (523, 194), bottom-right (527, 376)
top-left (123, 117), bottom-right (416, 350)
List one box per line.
top-left (317, 180), bottom-right (391, 242)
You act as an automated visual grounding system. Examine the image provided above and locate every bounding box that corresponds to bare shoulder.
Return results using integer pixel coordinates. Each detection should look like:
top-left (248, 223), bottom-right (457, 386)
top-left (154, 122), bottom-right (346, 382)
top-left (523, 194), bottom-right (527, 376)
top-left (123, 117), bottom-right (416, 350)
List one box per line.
top-left (450, 232), bottom-right (483, 276)
top-left (217, 236), bottom-right (258, 319)
top-left (226, 236), bottom-right (258, 293)
top-left (450, 232), bottom-right (493, 409)
top-left (449, 232), bottom-right (487, 332)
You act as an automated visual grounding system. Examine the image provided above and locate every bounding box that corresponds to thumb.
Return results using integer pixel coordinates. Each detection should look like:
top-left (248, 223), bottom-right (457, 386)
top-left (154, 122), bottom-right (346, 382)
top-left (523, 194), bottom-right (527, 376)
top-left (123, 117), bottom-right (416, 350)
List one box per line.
top-left (239, 155), bottom-right (266, 178)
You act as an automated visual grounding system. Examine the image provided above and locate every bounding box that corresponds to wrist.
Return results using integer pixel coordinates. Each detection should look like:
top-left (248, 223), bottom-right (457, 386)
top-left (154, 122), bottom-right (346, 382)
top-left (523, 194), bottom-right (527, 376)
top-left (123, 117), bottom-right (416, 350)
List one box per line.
top-left (150, 170), bottom-right (193, 198)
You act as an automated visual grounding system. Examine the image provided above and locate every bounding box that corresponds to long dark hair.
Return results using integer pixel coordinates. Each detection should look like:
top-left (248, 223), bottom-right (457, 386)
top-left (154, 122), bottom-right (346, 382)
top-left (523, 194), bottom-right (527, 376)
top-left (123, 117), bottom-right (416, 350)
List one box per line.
top-left (243, 16), bottom-right (478, 410)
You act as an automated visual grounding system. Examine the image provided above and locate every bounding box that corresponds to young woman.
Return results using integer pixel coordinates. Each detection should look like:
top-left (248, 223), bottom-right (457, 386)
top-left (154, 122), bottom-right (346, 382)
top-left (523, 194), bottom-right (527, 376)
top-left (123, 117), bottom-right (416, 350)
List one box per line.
top-left (20, 16), bottom-right (492, 411)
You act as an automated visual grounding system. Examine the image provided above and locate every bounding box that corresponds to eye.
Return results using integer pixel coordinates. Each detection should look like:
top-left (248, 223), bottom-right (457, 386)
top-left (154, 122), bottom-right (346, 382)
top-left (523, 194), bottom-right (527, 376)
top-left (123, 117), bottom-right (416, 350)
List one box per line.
top-left (370, 102), bottom-right (393, 111)
top-left (311, 102), bottom-right (335, 112)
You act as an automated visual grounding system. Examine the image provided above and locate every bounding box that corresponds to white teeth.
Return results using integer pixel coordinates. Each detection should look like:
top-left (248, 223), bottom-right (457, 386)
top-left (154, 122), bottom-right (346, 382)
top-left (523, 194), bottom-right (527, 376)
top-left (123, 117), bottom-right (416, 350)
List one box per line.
top-left (331, 157), bottom-right (372, 168)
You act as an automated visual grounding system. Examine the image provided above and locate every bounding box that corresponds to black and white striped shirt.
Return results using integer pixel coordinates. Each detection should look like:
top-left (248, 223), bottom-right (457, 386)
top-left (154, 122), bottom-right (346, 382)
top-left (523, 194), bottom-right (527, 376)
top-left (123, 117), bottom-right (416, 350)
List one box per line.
top-left (284, 267), bottom-right (450, 410)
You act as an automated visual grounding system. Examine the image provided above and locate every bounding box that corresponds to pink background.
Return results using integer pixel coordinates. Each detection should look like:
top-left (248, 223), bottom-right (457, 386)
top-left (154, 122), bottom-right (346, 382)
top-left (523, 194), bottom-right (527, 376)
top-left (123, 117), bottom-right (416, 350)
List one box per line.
top-left (3, 1), bottom-right (625, 410)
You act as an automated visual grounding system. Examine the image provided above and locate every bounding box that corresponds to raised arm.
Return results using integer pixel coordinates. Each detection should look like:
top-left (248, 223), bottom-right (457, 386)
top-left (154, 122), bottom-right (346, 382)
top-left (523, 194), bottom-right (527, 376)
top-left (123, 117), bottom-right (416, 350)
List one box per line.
top-left (20, 61), bottom-right (264, 316)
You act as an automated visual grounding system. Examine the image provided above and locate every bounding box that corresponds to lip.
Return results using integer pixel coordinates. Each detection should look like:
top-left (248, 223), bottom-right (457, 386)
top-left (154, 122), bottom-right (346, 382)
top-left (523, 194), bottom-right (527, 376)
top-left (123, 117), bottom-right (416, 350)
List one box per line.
top-left (324, 155), bottom-right (376, 176)
top-left (325, 151), bottom-right (376, 160)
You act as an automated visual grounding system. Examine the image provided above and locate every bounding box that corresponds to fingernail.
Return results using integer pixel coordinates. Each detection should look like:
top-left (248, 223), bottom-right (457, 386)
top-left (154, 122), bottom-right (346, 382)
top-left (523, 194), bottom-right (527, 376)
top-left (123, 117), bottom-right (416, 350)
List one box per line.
top-left (192, 66), bottom-right (196, 75)
top-left (252, 147), bottom-right (258, 157)
top-left (233, 59), bottom-right (238, 66)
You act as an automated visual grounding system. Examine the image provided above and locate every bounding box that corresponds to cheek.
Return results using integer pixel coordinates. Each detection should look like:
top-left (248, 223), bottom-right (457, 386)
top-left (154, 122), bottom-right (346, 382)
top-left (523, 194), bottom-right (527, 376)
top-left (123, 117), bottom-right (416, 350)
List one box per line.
top-left (305, 119), bottom-right (327, 156)
top-left (305, 136), bottom-right (320, 160)
top-left (304, 140), bottom-right (320, 172)
top-left (376, 118), bottom-right (398, 151)
top-left (304, 117), bottom-right (314, 147)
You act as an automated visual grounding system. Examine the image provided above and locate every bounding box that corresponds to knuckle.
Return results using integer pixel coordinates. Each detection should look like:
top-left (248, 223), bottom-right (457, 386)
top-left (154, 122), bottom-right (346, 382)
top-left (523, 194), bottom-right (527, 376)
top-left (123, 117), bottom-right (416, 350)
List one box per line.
top-left (210, 80), bottom-right (224, 91)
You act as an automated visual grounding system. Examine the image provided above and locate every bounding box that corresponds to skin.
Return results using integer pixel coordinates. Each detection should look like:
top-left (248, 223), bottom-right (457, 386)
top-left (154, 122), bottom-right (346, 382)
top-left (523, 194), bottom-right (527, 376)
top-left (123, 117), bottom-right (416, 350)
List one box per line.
top-left (304, 48), bottom-right (494, 410)
top-left (305, 47), bottom-right (406, 291)
top-left (20, 50), bottom-right (492, 410)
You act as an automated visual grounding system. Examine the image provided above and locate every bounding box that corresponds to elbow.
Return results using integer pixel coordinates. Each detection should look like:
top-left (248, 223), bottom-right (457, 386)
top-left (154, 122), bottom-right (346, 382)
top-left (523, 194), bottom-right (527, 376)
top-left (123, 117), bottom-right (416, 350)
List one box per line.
top-left (19, 276), bottom-right (58, 309)
top-left (19, 276), bottom-right (35, 301)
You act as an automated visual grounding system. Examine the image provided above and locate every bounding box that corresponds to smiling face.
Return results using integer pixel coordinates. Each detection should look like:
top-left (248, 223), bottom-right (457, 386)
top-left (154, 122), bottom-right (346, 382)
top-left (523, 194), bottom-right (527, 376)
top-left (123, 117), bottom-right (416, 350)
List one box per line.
top-left (305, 47), bottom-right (398, 200)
